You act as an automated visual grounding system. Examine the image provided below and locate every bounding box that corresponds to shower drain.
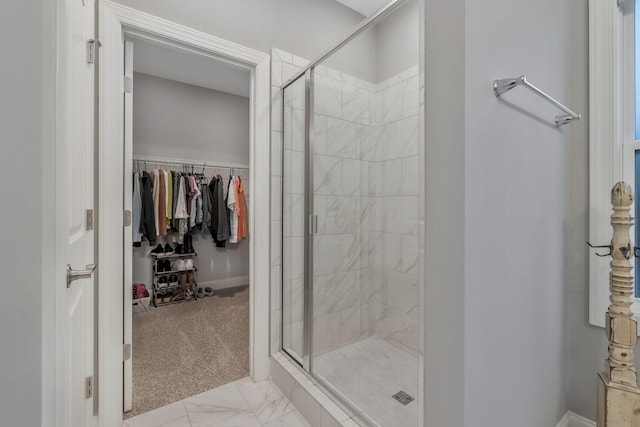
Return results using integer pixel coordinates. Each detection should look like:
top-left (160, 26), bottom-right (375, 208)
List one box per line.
top-left (392, 391), bottom-right (415, 405)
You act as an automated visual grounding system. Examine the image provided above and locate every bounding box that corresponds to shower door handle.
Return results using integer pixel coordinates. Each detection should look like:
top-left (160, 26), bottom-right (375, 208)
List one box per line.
top-left (309, 215), bottom-right (318, 234)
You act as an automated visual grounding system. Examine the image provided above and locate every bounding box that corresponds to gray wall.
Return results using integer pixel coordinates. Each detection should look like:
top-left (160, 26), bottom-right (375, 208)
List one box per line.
top-left (375, 0), bottom-right (419, 82)
top-left (114, 0), bottom-right (364, 62)
top-left (423, 0), bottom-right (466, 424)
top-left (0, 1), bottom-right (46, 426)
top-left (424, 0), bottom-right (585, 425)
top-left (463, 0), bottom-right (573, 424)
top-left (320, 28), bottom-right (378, 82)
top-left (132, 73), bottom-right (250, 286)
top-left (133, 72), bottom-right (250, 163)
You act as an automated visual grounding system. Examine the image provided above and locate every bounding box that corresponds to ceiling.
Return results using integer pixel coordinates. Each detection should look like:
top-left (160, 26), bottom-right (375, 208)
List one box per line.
top-left (131, 38), bottom-right (251, 98)
top-left (334, 0), bottom-right (389, 17)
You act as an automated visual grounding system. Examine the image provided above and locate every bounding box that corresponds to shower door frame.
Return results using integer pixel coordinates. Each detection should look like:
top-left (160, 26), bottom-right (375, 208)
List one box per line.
top-left (280, 0), bottom-right (424, 425)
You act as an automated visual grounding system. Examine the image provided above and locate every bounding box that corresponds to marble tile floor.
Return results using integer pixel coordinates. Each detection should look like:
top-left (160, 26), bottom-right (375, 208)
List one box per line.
top-left (313, 336), bottom-right (419, 427)
top-left (123, 377), bottom-right (312, 427)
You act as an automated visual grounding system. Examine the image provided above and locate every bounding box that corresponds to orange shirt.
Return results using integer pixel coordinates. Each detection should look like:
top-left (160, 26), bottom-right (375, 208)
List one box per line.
top-left (234, 177), bottom-right (247, 240)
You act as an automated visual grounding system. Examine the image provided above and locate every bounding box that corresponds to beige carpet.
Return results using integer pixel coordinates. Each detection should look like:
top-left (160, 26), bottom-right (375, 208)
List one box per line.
top-left (125, 285), bottom-right (249, 419)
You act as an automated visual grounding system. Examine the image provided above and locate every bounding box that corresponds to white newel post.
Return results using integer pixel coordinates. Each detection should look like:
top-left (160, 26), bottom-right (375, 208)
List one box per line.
top-left (597, 182), bottom-right (640, 426)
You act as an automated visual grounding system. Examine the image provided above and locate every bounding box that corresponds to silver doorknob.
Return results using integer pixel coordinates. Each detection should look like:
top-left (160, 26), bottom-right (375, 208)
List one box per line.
top-left (66, 264), bottom-right (96, 288)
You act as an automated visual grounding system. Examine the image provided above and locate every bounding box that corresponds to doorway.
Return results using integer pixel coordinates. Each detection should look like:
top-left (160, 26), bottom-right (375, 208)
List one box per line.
top-left (123, 36), bottom-right (254, 417)
top-left (97, 3), bottom-right (271, 425)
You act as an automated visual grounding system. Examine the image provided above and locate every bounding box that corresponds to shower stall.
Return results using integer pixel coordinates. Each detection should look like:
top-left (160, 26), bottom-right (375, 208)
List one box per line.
top-left (280, 0), bottom-right (422, 425)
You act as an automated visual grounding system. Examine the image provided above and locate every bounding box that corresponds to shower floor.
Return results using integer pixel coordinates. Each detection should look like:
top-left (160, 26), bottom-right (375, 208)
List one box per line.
top-left (313, 335), bottom-right (418, 427)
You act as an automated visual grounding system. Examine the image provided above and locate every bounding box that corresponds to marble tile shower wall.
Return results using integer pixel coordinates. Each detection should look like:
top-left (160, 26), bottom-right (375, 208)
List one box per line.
top-left (311, 64), bottom-right (420, 355)
top-left (310, 63), bottom-right (376, 355)
top-left (369, 66), bottom-right (420, 354)
top-left (270, 48), bottom-right (420, 358)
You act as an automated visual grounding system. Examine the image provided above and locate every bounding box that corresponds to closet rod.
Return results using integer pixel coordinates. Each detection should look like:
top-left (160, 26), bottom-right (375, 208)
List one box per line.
top-left (133, 155), bottom-right (249, 171)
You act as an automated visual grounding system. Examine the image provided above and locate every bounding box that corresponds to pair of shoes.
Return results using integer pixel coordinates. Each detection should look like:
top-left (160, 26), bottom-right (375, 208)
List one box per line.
top-left (150, 243), bottom-right (175, 255)
top-left (156, 259), bottom-right (172, 272)
top-left (171, 289), bottom-right (184, 302)
top-left (168, 275), bottom-right (179, 287)
top-left (194, 285), bottom-right (214, 297)
top-left (185, 289), bottom-right (193, 301)
top-left (157, 277), bottom-right (168, 289)
top-left (182, 233), bottom-right (195, 254)
top-left (175, 259), bottom-right (194, 271)
top-left (179, 271), bottom-right (195, 285)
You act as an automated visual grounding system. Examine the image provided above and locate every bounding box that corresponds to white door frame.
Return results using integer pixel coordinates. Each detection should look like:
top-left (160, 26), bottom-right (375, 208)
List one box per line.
top-left (98, 2), bottom-right (271, 424)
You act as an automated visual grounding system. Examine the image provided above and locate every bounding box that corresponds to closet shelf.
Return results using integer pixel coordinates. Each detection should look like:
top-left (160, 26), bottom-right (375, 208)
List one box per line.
top-left (151, 252), bottom-right (198, 259)
top-left (152, 268), bottom-right (198, 275)
top-left (151, 251), bottom-right (199, 307)
top-left (153, 296), bottom-right (194, 307)
top-left (156, 283), bottom-right (193, 292)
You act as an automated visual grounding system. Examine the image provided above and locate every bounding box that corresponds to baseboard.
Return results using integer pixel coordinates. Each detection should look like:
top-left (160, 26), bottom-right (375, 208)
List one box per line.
top-left (556, 411), bottom-right (596, 427)
top-left (198, 275), bottom-right (249, 291)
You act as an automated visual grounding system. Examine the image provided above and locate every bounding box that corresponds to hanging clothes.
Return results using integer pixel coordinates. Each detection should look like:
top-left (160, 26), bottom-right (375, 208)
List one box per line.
top-left (166, 170), bottom-right (173, 225)
top-left (224, 176), bottom-right (232, 241)
top-left (235, 177), bottom-right (247, 242)
top-left (157, 170), bottom-right (167, 236)
top-left (210, 175), bottom-right (230, 247)
top-left (227, 176), bottom-right (239, 243)
top-left (174, 175), bottom-right (189, 220)
top-left (173, 175), bottom-right (189, 243)
top-left (189, 175), bottom-right (200, 228)
top-left (171, 170), bottom-right (179, 229)
top-left (140, 171), bottom-right (157, 245)
top-left (195, 181), bottom-right (204, 227)
top-left (199, 182), bottom-right (208, 232)
top-left (132, 172), bottom-right (143, 246)
top-left (152, 170), bottom-right (161, 235)
top-left (206, 178), bottom-right (214, 231)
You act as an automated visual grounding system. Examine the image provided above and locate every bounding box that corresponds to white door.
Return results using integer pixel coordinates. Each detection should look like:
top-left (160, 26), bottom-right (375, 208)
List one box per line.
top-left (123, 39), bottom-right (134, 413)
top-left (56, 0), bottom-right (97, 425)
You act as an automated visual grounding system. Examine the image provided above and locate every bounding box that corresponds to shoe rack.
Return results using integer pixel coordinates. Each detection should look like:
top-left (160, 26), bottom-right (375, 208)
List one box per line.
top-left (151, 251), bottom-right (198, 307)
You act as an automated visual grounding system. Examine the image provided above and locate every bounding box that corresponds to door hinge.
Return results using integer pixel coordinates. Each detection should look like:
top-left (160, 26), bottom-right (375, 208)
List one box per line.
top-left (86, 209), bottom-right (94, 231)
top-left (123, 343), bottom-right (131, 361)
top-left (124, 76), bottom-right (133, 94)
top-left (85, 376), bottom-right (93, 399)
top-left (87, 39), bottom-right (102, 64)
top-left (123, 210), bottom-right (132, 227)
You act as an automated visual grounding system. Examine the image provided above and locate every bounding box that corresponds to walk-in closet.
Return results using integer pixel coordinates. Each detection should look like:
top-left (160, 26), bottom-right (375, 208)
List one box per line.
top-left (123, 38), bottom-right (252, 418)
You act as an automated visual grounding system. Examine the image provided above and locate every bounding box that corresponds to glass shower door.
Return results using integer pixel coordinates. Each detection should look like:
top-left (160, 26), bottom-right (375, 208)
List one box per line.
top-left (282, 74), bottom-right (307, 364)
top-left (309, 1), bottom-right (420, 425)
top-left (280, 1), bottom-right (421, 425)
